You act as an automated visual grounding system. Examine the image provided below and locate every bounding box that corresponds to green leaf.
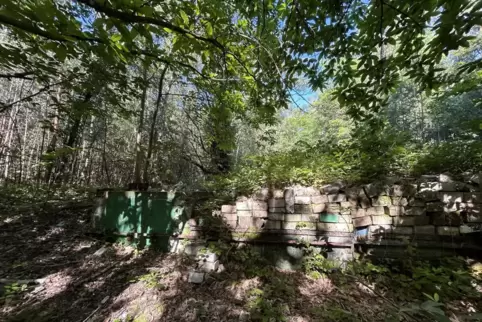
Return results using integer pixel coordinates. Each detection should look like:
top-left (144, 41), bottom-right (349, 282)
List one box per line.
top-left (180, 10), bottom-right (189, 26)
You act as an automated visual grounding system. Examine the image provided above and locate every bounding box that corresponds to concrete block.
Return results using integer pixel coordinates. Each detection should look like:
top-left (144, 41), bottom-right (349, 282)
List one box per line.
top-left (437, 226), bottom-right (459, 236)
top-left (282, 222), bottom-right (298, 230)
top-left (328, 194), bottom-right (347, 203)
top-left (414, 225), bottom-right (435, 235)
top-left (198, 252), bottom-right (218, 262)
top-left (268, 198), bottom-right (285, 208)
top-left (221, 205), bottom-right (236, 213)
top-left (268, 213), bottom-right (284, 221)
top-left (351, 208), bottom-right (366, 218)
top-left (354, 216), bottom-right (372, 227)
top-left (366, 206), bottom-right (385, 216)
top-left (238, 216), bottom-right (266, 229)
top-left (311, 195), bottom-right (328, 204)
top-left (264, 220), bottom-right (281, 230)
top-left (225, 220), bottom-right (237, 229)
top-left (294, 196), bottom-right (311, 204)
top-left (301, 214), bottom-right (319, 222)
top-left (322, 183), bottom-right (344, 194)
top-left (237, 210), bottom-right (252, 217)
top-left (327, 203), bottom-right (341, 213)
top-left (340, 201), bottom-right (351, 209)
top-left (426, 202), bottom-right (444, 212)
top-left (269, 207), bottom-right (286, 213)
top-left (419, 182), bottom-right (442, 192)
top-left (284, 214), bottom-right (302, 222)
top-left (393, 216), bottom-right (415, 226)
top-left (272, 189), bottom-right (285, 199)
top-left (464, 193), bottom-right (481, 203)
top-left (312, 203), bottom-right (327, 213)
top-left (439, 174), bottom-right (453, 182)
top-left (294, 204), bottom-right (312, 213)
top-left (248, 200), bottom-right (268, 210)
top-left (364, 183), bottom-right (389, 197)
top-left (416, 190), bottom-right (439, 201)
top-left (253, 188), bottom-right (270, 201)
top-left (317, 222), bottom-right (354, 232)
top-left (198, 260), bottom-right (219, 273)
top-left (388, 206), bottom-right (405, 216)
top-left (431, 212), bottom-right (462, 226)
top-left (222, 213), bottom-right (237, 221)
top-left (236, 201), bottom-right (249, 211)
top-left (371, 196), bottom-right (392, 207)
top-left (340, 208), bottom-right (351, 216)
top-left (391, 197), bottom-right (408, 206)
top-left (405, 207), bottom-right (426, 216)
top-left (239, 210), bottom-right (268, 217)
top-left (414, 216), bottom-right (430, 225)
top-left (285, 188), bottom-right (295, 214)
top-left (294, 187), bottom-right (320, 196)
top-left (438, 192), bottom-right (463, 203)
top-left (392, 226), bottom-right (414, 235)
top-left (369, 224), bottom-right (393, 236)
top-left (371, 215), bottom-right (392, 225)
top-left (188, 271), bottom-right (205, 283)
top-left (338, 214), bottom-right (352, 224)
top-left (408, 198), bottom-right (426, 207)
top-left (294, 222), bottom-right (316, 230)
top-left (390, 184), bottom-right (417, 197)
top-left (359, 194), bottom-right (371, 208)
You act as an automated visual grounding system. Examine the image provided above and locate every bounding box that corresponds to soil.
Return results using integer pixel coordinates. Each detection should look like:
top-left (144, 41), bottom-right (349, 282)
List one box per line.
top-left (0, 204), bottom-right (481, 322)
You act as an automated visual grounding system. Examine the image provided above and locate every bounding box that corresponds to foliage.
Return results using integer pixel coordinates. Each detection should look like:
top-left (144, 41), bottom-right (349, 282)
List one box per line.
top-left (1, 283), bottom-right (28, 299)
top-left (129, 272), bottom-right (166, 290)
top-left (301, 246), bottom-right (338, 277)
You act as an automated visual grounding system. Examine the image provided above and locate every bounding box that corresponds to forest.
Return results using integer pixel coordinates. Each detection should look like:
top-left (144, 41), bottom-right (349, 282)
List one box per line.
top-left (0, 0), bottom-right (482, 321)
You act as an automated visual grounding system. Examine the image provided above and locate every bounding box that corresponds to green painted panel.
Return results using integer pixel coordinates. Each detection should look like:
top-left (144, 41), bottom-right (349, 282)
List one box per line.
top-left (319, 213), bottom-right (339, 223)
top-left (96, 190), bottom-right (181, 250)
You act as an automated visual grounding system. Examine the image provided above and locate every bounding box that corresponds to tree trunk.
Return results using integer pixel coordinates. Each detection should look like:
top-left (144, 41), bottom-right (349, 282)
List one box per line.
top-left (133, 67), bottom-right (148, 184)
top-left (143, 64), bottom-right (168, 183)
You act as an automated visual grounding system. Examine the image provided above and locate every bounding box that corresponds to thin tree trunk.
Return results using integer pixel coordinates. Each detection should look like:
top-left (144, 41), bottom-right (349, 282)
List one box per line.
top-left (143, 64), bottom-right (168, 183)
top-left (134, 67), bottom-right (148, 184)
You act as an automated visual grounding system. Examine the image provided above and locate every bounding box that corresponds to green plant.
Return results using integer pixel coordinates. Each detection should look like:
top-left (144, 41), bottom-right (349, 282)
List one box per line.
top-left (130, 272), bottom-right (166, 290)
top-left (1, 283), bottom-right (28, 299)
top-left (311, 306), bottom-right (358, 322)
top-left (301, 247), bottom-right (337, 276)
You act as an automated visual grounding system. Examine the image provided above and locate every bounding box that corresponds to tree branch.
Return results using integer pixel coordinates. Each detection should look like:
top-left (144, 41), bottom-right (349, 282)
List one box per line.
top-left (77, 0), bottom-right (224, 50)
top-left (0, 71), bottom-right (34, 80)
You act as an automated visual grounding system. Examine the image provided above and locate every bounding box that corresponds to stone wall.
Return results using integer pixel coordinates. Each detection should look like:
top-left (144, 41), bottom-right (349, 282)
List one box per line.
top-left (178, 173), bottom-right (481, 261)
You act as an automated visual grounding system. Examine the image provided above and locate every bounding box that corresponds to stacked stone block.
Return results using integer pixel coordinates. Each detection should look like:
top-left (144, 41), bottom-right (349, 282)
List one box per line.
top-left (214, 172), bottom-right (480, 245)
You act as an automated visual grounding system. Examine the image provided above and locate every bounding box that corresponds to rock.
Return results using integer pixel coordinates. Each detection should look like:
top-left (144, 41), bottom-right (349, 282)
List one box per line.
top-left (419, 182), bottom-right (442, 192)
top-left (364, 183), bottom-right (389, 197)
top-left (317, 223), bottom-right (354, 232)
top-left (217, 263), bottom-right (226, 273)
top-left (253, 188), bottom-right (269, 201)
top-left (391, 197), bottom-right (408, 206)
top-left (284, 189), bottom-right (295, 214)
top-left (312, 203), bottom-right (327, 213)
top-left (268, 213), bottom-right (284, 221)
top-left (294, 204), bottom-right (312, 213)
top-left (188, 271), bottom-right (205, 284)
top-left (284, 214), bottom-right (302, 222)
top-left (294, 196), bottom-right (311, 204)
top-left (464, 193), bottom-right (481, 203)
top-left (265, 220), bottom-right (281, 229)
top-left (388, 206), bottom-right (405, 216)
top-left (371, 215), bottom-right (392, 225)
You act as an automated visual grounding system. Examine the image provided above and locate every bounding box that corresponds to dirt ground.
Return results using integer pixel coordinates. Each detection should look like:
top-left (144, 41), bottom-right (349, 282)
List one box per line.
top-left (0, 205), bottom-right (481, 322)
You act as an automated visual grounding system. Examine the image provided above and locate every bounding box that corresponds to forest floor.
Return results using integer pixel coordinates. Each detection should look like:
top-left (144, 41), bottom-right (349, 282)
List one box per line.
top-left (1, 198), bottom-right (482, 321)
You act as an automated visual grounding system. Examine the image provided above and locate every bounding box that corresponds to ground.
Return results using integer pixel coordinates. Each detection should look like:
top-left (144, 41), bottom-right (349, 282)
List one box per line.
top-left (1, 202), bottom-right (481, 322)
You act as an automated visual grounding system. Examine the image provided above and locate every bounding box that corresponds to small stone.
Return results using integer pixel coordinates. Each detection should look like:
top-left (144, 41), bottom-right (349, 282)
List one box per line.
top-left (188, 271), bottom-right (205, 284)
top-left (217, 263), bottom-right (226, 273)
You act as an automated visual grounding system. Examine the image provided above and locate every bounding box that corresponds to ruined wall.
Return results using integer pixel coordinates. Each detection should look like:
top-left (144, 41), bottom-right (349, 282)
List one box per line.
top-left (179, 173), bottom-right (481, 260)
